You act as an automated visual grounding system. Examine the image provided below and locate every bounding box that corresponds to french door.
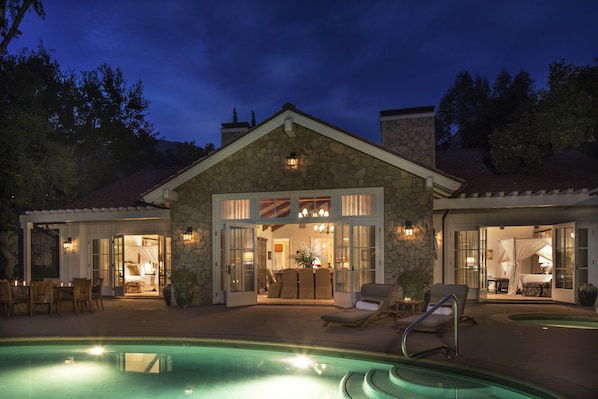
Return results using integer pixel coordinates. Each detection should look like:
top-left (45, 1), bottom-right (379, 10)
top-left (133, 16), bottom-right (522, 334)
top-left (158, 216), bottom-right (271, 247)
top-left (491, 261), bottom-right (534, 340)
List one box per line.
top-left (221, 224), bottom-right (257, 307)
top-left (113, 235), bottom-right (125, 296)
top-left (552, 223), bottom-right (579, 303)
top-left (334, 221), bottom-right (378, 308)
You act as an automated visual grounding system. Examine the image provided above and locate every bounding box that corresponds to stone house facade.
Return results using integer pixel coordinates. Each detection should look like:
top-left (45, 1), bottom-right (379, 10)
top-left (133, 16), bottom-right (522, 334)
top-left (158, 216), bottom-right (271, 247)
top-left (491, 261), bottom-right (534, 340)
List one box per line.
top-left (145, 103), bottom-right (461, 306)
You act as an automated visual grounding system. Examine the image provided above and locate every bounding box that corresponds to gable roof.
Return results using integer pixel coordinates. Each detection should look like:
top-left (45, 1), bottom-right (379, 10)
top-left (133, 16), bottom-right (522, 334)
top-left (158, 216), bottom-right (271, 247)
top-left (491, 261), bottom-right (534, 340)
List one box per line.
top-left (66, 167), bottom-right (181, 209)
top-left (143, 103), bottom-right (463, 204)
top-left (20, 167), bottom-right (178, 225)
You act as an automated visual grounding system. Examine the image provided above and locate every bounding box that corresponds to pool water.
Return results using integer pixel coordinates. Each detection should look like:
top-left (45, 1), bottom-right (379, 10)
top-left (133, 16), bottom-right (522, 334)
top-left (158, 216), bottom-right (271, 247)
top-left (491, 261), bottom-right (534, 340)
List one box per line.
top-left (0, 339), bottom-right (557, 398)
top-left (509, 314), bottom-right (598, 329)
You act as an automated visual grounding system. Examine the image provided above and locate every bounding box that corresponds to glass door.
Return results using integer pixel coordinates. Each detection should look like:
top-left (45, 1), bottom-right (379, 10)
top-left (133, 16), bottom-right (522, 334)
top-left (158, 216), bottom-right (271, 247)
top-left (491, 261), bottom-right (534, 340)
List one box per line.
top-left (113, 235), bottom-right (125, 296)
top-left (453, 229), bottom-right (479, 292)
top-left (553, 223), bottom-right (576, 303)
top-left (91, 238), bottom-right (111, 296)
top-left (334, 221), bottom-right (377, 308)
top-left (223, 224), bottom-right (257, 307)
top-left (478, 227), bottom-right (488, 302)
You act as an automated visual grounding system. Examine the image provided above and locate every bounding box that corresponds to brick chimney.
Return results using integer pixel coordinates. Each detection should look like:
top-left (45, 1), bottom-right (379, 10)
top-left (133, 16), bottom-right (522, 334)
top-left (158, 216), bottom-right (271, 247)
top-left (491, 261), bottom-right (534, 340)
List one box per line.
top-left (380, 106), bottom-right (435, 168)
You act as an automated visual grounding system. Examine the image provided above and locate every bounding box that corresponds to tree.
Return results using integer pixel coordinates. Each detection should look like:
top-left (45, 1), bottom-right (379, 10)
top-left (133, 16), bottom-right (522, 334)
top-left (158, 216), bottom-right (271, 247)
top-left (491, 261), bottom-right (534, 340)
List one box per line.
top-left (489, 60), bottom-right (598, 174)
top-left (0, 47), bottom-right (77, 229)
top-left (437, 69), bottom-right (537, 151)
top-left (535, 60), bottom-right (598, 152)
top-left (0, 0), bottom-right (45, 53)
top-left (67, 64), bottom-right (160, 195)
top-left (436, 71), bottom-right (491, 148)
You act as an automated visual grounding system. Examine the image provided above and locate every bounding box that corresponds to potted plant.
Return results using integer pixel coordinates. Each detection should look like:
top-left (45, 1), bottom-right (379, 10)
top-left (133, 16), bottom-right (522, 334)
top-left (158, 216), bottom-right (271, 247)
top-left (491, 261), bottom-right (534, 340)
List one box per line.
top-left (396, 261), bottom-right (432, 301)
top-left (293, 244), bottom-right (320, 268)
top-left (578, 283), bottom-right (597, 307)
top-left (169, 266), bottom-right (198, 309)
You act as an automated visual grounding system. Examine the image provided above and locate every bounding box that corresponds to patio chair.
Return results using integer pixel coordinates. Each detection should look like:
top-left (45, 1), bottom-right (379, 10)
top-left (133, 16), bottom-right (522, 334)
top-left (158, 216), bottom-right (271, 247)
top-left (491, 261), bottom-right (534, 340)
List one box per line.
top-left (0, 279), bottom-right (29, 317)
top-left (59, 278), bottom-right (93, 315)
top-left (321, 283), bottom-right (395, 329)
top-left (91, 278), bottom-right (104, 311)
top-left (29, 280), bottom-right (54, 317)
top-left (395, 284), bottom-right (476, 334)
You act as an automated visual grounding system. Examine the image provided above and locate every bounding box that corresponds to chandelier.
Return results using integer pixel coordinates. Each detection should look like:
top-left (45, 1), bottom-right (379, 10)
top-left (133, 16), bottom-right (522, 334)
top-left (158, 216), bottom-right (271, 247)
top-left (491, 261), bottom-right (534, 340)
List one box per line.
top-left (314, 223), bottom-right (334, 234)
top-left (298, 206), bottom-right (329, 218)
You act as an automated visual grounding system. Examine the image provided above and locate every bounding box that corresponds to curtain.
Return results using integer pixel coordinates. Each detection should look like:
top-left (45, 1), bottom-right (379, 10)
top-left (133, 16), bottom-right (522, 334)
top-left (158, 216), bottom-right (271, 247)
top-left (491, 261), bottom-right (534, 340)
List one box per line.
top-left (498, 238), bottom-right (551, 295)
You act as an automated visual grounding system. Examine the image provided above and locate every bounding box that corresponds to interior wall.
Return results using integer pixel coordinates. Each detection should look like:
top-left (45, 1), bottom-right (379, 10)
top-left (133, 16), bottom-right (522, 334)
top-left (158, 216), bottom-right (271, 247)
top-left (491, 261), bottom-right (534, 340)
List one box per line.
top-left (271, 223), bottom-right (334, 270)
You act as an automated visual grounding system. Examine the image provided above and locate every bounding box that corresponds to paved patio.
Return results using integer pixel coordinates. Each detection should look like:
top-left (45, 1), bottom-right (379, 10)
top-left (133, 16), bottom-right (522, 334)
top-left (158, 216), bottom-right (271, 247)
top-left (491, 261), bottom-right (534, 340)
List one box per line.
top-left (1, 299), bottom-right (597, 398)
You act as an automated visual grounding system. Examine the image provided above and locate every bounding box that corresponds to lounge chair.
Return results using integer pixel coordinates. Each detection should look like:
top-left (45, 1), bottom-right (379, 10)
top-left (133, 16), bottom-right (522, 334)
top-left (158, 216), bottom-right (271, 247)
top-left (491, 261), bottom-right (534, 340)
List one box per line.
top-left (321, 283), bottom-right (394, 329)
top-left (395, 284), bottom-right (476, 334)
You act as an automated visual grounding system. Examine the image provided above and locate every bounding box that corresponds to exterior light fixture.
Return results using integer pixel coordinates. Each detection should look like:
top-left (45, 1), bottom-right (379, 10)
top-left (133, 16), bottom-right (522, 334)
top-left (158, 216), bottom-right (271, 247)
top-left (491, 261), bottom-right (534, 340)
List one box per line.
top-left (286, 152), bottom-right (298, 168)
top-left (182, 227), bottom-right (193, 241)
top-left (404, 221), bottom-right (414, 237)
top-left (63, 237), bottom-right (73, 250)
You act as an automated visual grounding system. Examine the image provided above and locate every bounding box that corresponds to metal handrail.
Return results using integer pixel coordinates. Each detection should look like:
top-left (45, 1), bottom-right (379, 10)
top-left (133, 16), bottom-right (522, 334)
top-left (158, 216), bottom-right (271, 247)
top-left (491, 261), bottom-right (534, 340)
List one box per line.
top-left (401, 293), bottom-right (460, 359)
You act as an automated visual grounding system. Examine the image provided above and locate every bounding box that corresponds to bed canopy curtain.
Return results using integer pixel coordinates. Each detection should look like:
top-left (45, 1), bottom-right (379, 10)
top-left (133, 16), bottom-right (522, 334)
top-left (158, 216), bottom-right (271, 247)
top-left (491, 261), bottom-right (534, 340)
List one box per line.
top-left (497, 238), bottom-right (552, 295)
top-left (124, 246), bottom-right (159, 265)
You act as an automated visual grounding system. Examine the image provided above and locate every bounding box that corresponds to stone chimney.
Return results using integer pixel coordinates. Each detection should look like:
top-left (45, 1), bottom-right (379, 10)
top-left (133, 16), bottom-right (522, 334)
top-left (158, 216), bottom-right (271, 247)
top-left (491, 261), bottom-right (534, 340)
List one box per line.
top-left (221, 108), bottom-right (252, 147)
top-left (380, 106), bottom-right (436, 168)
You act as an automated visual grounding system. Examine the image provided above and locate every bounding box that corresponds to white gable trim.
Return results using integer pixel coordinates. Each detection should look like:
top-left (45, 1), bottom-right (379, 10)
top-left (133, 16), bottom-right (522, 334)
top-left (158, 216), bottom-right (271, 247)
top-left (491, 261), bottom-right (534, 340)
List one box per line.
top-left (434, 189), bottom-right (596, 210)
top-left (20, 207), bottom-right (169, 225)
top-left (143, 109), bottom-right (462, 204)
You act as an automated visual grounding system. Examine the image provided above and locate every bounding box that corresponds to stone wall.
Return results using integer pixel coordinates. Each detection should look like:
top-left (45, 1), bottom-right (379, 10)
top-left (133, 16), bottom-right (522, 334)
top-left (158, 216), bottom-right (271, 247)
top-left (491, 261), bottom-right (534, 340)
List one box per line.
top-left (381, 109), bottom-right (435, 168)
top-left (171, 123), bottom-right (434, 306)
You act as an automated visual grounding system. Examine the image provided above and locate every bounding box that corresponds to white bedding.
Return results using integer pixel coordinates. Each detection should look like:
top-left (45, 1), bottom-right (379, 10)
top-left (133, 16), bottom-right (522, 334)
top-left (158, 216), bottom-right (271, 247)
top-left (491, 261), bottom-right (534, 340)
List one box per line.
top-left (125, 263), bottom-right (157, 291)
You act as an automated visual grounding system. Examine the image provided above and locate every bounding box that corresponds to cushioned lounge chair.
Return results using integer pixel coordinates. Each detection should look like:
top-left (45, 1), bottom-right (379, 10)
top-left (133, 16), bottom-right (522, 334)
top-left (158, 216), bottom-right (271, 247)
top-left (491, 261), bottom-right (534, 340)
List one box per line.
top-left (395, 284), bottom-right (476, 334)
top-left (321, 283), bottom-right (394, 329)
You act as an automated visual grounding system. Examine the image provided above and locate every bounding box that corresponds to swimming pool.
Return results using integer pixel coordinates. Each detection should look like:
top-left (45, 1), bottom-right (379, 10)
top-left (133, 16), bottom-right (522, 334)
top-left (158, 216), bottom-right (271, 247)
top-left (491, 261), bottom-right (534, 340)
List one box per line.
top-left (0, 338), bottom-right (557, 398)
top-left (509, 314), bottom-right (598, 330)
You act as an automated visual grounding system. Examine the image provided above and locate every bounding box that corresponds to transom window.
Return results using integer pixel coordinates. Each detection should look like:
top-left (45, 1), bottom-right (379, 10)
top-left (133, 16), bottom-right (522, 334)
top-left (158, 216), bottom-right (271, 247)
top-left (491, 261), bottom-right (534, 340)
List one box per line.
top-left (221, 199), bottom-right (250, 220)
top-left (342, 194), bottom-right (375, 216)
top-left (215, 189), bottom-right (382, 222)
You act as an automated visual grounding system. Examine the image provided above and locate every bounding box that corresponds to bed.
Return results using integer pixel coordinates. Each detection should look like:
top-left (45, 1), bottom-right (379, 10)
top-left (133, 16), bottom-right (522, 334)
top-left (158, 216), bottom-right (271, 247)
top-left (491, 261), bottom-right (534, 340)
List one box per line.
top-left (124, 263), bottom-right (157, 292)
top-left (518, 274), bottom-right (552, 297)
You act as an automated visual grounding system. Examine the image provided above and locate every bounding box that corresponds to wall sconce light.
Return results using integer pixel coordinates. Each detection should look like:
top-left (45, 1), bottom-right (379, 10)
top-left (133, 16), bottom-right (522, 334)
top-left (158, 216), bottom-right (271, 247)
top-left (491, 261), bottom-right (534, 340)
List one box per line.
top-left (404, 221), bottom-right (414, 237)
top-left (286, 152), bottom-right (298, 169)
top-left (182, 227), bottom-right (193, 241)
top-left (63, 237), bottom-right (73, 250)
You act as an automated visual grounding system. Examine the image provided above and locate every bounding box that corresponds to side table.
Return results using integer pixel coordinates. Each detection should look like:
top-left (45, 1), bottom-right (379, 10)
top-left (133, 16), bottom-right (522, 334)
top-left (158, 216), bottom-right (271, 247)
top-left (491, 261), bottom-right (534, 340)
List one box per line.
top-left (393, 299), bottom-right (423, 320)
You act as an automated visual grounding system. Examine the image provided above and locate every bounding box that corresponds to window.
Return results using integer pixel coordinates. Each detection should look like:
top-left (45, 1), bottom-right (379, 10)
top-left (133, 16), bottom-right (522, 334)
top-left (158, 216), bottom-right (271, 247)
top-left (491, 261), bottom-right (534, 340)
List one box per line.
top-left (220, 199), bottom-right (250, 220)
top-left (342, 194), bottom-right (374, 216)
top-left (259, 198), bottom-right (291, 218)
top-left (298, 196), bottom-right (331, 218)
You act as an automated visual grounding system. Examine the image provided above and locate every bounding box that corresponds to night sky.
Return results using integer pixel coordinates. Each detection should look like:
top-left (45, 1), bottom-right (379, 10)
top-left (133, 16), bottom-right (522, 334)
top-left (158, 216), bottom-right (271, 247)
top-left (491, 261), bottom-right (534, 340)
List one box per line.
top-left (10, 0), bottom-right (598, 146)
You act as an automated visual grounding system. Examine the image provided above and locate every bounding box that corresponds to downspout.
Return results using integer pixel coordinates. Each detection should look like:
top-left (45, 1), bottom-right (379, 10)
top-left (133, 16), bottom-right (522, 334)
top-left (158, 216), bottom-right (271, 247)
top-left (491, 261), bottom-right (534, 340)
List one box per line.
top-left (441, 209), bottom-right (449, 284)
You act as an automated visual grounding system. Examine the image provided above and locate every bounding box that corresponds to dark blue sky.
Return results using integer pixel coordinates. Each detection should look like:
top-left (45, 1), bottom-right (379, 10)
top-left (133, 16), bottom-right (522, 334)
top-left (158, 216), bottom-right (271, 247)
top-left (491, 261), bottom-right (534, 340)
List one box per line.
top-left (10, 0), bottom-right (598, 146)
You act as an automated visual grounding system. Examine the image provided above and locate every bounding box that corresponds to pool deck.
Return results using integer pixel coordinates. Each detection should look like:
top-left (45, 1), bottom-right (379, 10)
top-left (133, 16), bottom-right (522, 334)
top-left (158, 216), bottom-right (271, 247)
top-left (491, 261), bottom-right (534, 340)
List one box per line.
top-left (1, 299), bottom-right (597, 398)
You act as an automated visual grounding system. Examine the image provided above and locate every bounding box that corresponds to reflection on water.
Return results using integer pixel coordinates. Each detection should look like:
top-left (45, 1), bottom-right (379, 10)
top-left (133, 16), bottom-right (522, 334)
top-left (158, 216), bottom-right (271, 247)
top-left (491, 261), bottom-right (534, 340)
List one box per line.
top-left (0, 340), bottom-right (557, 399)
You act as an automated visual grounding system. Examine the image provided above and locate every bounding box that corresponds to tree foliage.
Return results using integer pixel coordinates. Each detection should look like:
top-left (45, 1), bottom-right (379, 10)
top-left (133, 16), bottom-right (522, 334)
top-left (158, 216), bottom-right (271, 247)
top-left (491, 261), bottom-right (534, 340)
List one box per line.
top-left (0, 47), bottom-right (77, 228)
top-left (0, 0), bottom-right (45, 53)
top-left (439, 61), bottom-right (597, 174)
top-left (1, 46), bottom-right (214, 230)
top-left (490, 60), bottom-right (598, 173)
top-left (437, 69), bottom-right (535, 150)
